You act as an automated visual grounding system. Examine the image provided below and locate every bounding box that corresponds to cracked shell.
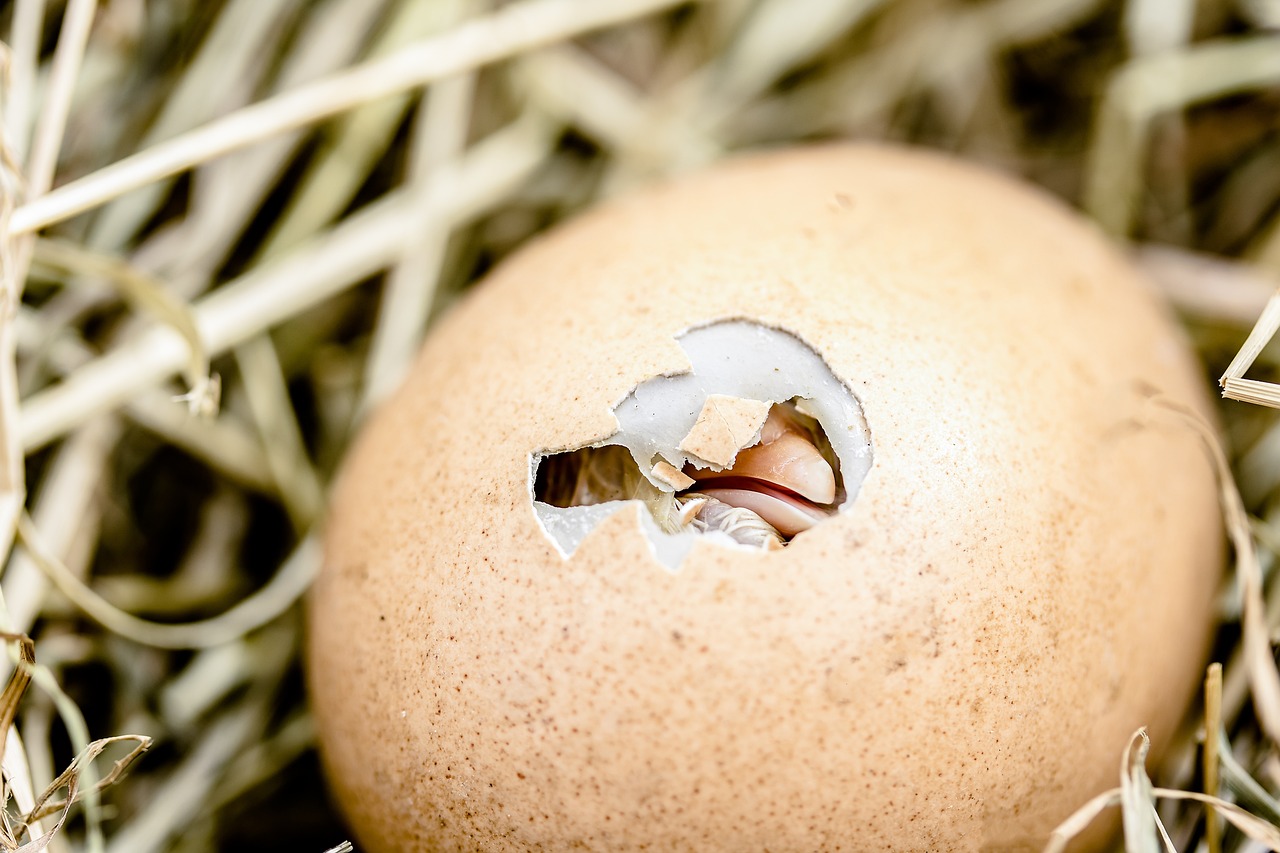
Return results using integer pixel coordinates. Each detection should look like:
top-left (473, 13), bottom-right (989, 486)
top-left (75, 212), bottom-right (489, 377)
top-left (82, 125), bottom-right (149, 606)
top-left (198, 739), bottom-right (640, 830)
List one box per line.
top-left (307, 144), bottom-right (1223, 852)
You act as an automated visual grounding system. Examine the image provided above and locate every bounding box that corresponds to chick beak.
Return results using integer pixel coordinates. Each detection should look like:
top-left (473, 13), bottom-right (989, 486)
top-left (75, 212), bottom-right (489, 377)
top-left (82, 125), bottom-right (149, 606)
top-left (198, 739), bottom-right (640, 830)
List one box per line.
top-left (689, 407), bottom-right (836, 504)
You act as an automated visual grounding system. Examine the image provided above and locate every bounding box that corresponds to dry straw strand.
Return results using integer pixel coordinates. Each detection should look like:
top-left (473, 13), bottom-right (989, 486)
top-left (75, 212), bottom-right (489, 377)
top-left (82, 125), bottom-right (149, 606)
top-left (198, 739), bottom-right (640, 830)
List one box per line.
top-left (4, 0), bottom-right (45, 164)
top-left (232, 335), bottom-right (324, 531)
top-left (206, 710), bottom-right (312, 814)
top-left (1044, 787), bottom-right (1121, 853)
top-left (1219, 281), bottom-right (1280, 409)
top-left (0, 635), bottom-right (102, 853)
top-left (1119, 729), bottom-right (1166, 853)
top-left (101, 701), bottom-right (266, 853)
top-left (19, 111), bottom-right (553, 450)
top-left (1086, 35), bottom-right (1280, 237)
top-left (32, 238), bottom-right (217, 414)
top-left (16, 514), bottom-right (322, 650)
top-left (1152, 399), bottom-right (1280, 747)
top-left (8, 0), bottom-right (702, 237)
top-left (135, 0), bottom-right (395, 281)
top-left (1048, 726), bottom-right (1280, 851)
top-left (82, 0), bottom-right (300, 253)
top-left (1205, 663), bottom-right (1224, 853)
top-left (22, 0), bottom-right (96, 202)
top-left (3, 726), bottom-right (43, 843)
top-left (255, 0), bottom-right (472, 259)
top-left (1050, 785), bottom-right (1280, 851)
top-left (22, 734), bottom-right (151, 824)
top-left (1137, 245), bottom-right (1276, 327)
top-left (0, 417), bottom-right (119, 675)
top-left (1216, 727), bottom-right (1280, 822)
top-left (359, 68), bottom-right (477, 411)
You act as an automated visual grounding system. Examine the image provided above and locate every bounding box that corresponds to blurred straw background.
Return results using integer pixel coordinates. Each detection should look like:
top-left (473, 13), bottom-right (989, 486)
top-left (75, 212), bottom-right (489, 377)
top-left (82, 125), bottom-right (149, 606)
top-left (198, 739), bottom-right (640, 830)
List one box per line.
top-left (4, 0), bottom-right (1280, 851)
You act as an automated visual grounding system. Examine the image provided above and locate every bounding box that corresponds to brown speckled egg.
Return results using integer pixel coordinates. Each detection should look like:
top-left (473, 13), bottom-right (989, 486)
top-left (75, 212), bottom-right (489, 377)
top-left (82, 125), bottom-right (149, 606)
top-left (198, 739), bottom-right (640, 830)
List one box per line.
top-left (307, 144), bottom-right (1222, 852)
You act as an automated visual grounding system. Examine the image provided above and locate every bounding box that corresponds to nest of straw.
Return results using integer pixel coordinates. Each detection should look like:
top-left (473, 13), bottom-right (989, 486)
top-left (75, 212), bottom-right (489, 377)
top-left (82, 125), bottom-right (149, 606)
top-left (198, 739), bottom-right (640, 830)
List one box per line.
top-left (4, 0), bottom-right (1280, 851)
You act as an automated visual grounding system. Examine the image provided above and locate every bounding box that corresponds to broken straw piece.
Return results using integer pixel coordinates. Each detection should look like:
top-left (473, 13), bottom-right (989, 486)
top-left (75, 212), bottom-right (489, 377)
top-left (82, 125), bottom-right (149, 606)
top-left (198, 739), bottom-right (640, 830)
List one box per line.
top-left (651, 460), bottom-right (695, 491)
top-left (678, 394), bottom-right (772, 468)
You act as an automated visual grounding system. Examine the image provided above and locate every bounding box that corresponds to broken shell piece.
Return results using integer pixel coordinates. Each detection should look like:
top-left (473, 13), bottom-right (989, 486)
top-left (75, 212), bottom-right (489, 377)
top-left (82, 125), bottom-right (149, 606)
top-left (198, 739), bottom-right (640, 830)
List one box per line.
top-left (690, 407), bottom-right (836, 504)
top-left (678, 394), bottom-right (772, 468)
top-left (651, 459), bottom-right (695, 491)
top-left (688, 494), bottom-right (785, 550)
top-left (675, 496), bottom-right (708, 526)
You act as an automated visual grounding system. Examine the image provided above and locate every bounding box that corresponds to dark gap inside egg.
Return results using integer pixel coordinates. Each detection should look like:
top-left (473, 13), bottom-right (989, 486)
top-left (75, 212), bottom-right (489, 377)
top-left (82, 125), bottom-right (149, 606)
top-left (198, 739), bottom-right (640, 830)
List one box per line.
top-left (534, 400), bottom-right (843, 549)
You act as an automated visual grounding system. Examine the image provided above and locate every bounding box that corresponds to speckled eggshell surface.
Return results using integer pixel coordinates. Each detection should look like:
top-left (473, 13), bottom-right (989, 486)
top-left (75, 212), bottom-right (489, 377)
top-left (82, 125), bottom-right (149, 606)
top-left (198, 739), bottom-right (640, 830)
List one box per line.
top-left (307, 144), bottom-right (1223, 852)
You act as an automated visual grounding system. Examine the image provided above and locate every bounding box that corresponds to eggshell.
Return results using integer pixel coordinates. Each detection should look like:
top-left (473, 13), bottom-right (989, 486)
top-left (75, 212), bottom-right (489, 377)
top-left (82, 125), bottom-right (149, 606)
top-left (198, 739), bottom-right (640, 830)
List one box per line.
top-left (307, 144), bottom-right (1223, 852)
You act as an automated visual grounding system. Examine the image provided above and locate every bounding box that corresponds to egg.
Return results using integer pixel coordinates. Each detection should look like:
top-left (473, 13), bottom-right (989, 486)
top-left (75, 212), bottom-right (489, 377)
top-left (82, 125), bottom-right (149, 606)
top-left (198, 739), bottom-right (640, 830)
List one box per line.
top-left (307, 144), bottom-right (1223, 851)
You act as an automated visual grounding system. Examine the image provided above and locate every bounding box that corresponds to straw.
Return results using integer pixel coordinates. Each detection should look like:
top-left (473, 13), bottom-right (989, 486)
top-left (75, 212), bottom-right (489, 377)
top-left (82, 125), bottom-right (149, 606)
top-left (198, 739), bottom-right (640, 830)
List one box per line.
top-left (8, 0), bottom-right (701, 237)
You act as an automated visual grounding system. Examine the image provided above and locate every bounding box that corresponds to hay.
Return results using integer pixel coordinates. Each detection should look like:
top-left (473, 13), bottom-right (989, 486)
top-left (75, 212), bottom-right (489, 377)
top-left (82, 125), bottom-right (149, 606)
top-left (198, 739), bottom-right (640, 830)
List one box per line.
top-left (3, 0), bottom-right (1280, 850)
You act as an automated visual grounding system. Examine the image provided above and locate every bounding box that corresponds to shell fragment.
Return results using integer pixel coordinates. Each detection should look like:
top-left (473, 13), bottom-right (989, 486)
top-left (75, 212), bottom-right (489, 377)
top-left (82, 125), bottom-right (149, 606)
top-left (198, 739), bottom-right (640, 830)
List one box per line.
top-left (678, 395), bottom-right (772, 468)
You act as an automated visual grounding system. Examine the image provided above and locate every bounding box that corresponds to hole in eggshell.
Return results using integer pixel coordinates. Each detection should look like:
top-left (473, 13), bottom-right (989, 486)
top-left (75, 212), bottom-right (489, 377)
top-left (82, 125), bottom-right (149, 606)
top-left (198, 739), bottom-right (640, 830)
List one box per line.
top-left (529, 319), bottom-right (873, 571)
top-left (535, 400), bottom-right (844, 550)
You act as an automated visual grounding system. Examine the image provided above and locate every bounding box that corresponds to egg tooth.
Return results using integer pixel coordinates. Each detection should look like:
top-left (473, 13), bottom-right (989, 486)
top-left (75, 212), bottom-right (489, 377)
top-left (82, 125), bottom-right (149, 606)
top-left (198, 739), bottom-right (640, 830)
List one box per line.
top-left (687, 494), bottom-right (785, 550)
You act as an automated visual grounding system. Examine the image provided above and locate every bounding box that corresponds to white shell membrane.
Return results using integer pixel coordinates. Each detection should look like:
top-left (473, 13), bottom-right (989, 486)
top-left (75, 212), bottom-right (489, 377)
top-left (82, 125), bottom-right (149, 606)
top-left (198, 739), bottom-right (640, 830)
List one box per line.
top-left (531, 320), bottom-right (873, 571)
